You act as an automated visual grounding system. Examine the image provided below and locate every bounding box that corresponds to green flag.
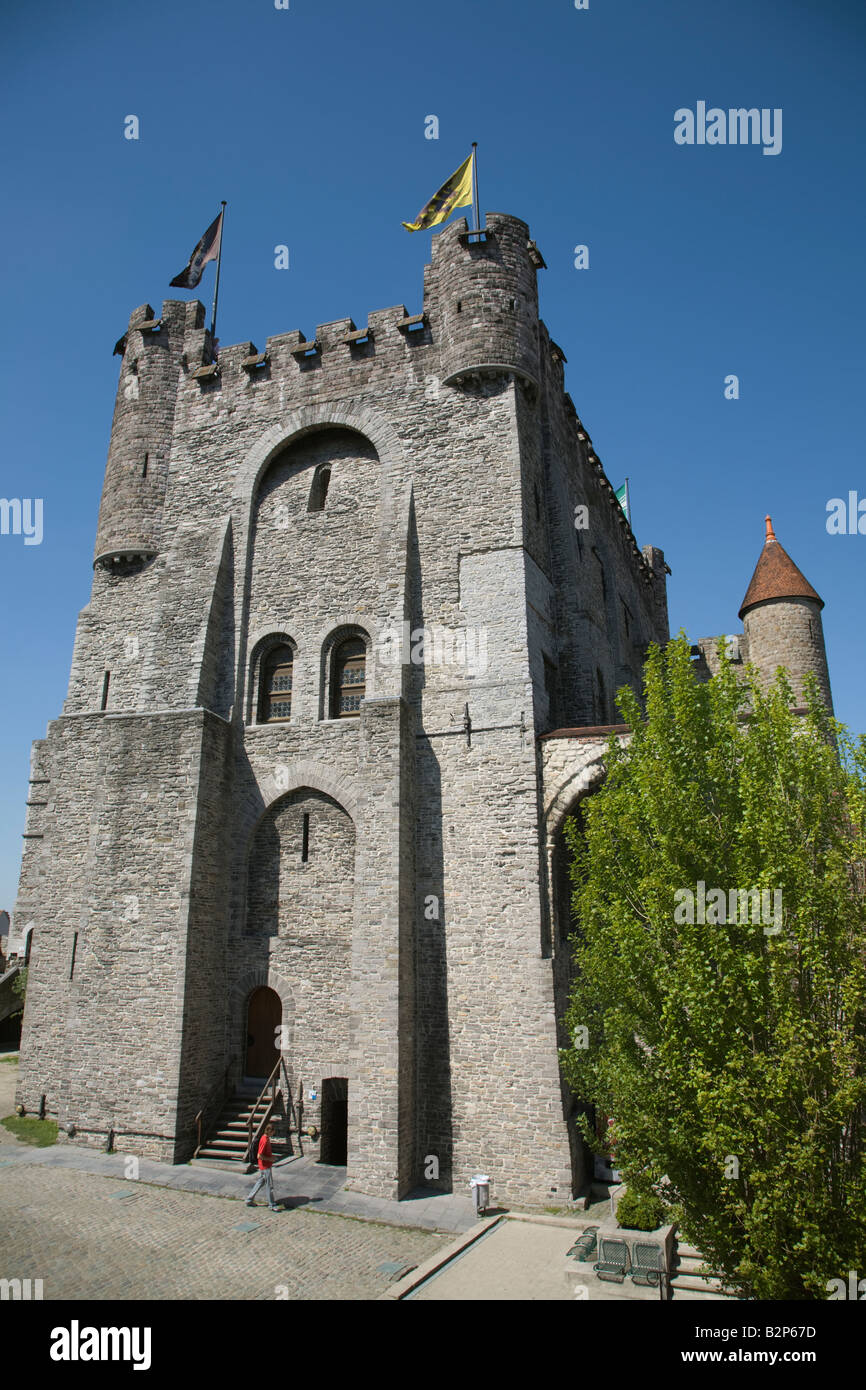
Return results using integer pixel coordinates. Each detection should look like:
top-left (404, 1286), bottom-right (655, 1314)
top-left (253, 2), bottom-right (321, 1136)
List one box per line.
top-left (615, 480), bottom-right (631, 524)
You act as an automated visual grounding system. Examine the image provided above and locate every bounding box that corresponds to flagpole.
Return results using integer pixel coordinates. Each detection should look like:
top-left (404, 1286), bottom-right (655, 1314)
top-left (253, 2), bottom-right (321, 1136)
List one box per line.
top-left (209, 200), bottom-right (227, 351)
top-left (471, 142), bottom-right (480, 235)
top-left (625, 476), bottom-right (631, 526)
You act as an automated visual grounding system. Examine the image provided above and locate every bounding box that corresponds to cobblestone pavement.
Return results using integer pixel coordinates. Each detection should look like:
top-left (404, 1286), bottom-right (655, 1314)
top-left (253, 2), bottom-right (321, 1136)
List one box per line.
top-left (0, 1158), bottom-right (447, 1300)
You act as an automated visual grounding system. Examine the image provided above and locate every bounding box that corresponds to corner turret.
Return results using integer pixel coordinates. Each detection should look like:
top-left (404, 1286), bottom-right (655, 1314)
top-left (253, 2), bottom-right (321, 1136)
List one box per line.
top-left (94, 299), bottom-right (204, 566)
top-left (423, 213), bottom-right (543, 388)
top-left (739, 515), bottom-right (833, 713)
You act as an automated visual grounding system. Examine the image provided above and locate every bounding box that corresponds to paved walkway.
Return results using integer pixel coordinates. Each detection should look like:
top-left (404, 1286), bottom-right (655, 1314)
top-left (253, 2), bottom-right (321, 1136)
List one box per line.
top-left (0, 1136), bottom-right (478, 1234)
top-left (0, 1052), bottom-right (475, 1299)
top-left (0, 1155), bottom-right (446, 1300)
top-left (401, 1216), bottom-right (663, 1301)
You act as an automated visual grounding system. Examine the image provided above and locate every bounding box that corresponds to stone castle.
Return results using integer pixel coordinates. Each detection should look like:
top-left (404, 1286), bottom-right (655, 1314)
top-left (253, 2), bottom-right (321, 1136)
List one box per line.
top-left (12, 212), bottom-right (833, 1205)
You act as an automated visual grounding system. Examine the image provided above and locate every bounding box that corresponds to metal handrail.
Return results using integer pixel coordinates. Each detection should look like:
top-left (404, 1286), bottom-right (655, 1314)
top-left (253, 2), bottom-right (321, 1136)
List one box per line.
top-left (246, 1058), bottom-right (283, 1163)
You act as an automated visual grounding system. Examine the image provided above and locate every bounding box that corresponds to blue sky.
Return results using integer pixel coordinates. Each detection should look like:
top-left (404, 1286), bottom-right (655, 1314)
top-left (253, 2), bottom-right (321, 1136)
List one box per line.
top-left (1, 0), bottom-right (864, 909)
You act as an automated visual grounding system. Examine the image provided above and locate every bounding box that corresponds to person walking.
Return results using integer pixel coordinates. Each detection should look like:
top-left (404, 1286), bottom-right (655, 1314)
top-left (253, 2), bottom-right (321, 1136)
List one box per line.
top-left (246, 1121), bottom-right (280, 1211)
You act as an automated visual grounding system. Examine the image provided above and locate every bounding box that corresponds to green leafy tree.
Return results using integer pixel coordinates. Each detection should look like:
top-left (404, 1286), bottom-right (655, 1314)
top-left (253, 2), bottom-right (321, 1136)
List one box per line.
top-left (562, 635), bottom-right (866, 1300)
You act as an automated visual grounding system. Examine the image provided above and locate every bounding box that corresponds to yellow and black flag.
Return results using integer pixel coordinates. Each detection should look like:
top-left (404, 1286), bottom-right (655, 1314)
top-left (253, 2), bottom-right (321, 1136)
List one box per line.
top-left (402, 152), bottom-right (474, 233)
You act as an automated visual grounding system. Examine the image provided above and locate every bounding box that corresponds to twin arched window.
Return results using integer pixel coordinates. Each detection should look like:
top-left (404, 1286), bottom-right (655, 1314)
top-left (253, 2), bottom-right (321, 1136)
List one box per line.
top-left (256, 634), bottom-right (366, 723)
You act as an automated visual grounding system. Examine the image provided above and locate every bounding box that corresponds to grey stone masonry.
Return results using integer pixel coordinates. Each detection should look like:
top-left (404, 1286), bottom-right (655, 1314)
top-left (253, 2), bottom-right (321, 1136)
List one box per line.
top-left (743, 597), bottom-right (833, 713)
top-left (15, 211), bottom-right (678, 1205)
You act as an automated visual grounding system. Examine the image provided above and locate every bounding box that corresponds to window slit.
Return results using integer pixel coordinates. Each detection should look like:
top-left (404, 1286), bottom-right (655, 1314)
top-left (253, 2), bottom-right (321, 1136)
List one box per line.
top-left (307, 466), bottom-right (331, 512)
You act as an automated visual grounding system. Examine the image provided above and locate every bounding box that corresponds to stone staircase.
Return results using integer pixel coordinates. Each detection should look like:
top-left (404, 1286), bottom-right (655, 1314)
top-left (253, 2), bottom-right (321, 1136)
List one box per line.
top-left (192, 1080), bottom-right (272, 1171)
top-left (669, 1240), bottom-right (738, 1299)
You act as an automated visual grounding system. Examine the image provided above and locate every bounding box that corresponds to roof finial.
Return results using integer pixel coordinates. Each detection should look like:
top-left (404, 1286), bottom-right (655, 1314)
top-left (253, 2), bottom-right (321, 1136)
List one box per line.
top-left (765, 514), bottom-right (777, 543)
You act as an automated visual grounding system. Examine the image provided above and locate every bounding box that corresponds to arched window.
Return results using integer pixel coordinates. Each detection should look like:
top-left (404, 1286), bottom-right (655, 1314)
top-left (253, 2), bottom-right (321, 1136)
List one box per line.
top-left (307, 466), bottom-right (331, 513)
top-left (259, 645), bottom-right (294, 722)
top-left (332, 637), bottom-right (366, 718)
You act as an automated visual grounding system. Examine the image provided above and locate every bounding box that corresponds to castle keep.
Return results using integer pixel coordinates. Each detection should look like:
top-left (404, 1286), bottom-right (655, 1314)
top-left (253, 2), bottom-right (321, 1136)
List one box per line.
top-left (12, 212), bottom-right (832, 1204)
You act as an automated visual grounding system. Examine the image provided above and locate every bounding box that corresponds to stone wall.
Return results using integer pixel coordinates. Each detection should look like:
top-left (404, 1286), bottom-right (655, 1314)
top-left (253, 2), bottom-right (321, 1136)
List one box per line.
top-left (743, 597), bottom-right (833, 712)
top-left (15, 710), bottom-right (229, 1159)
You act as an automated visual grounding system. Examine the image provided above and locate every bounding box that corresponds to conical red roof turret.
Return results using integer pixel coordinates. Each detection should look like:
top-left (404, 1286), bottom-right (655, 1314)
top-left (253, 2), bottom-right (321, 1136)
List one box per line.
top-left (738, 516), bottom-right (823, 620)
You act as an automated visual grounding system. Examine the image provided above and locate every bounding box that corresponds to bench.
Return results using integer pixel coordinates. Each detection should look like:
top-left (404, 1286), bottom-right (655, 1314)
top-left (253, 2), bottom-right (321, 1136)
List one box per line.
top-left (631, 1242), bottom-right (663, 1287)
top-left (567, 1226), bottom-right (599, 1262)
top-left (593, 1237), bottom-right (630, 1283)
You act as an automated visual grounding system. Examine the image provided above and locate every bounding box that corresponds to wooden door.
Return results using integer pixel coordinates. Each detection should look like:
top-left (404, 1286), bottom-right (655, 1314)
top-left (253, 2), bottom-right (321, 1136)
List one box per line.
top-left (246, 987), bottom-right (281, 1077)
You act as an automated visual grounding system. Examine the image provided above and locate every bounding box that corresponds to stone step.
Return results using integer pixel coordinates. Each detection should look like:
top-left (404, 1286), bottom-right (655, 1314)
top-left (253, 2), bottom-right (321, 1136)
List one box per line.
top-left (220, 1102), bottom-right (273, 1119)
top-left (675, 1254), bottom-right (715, 1273)
top-left (198, 1085), bottom-right (283, 1159)
top-left (189, 1154), bottom-right (253, 1172)
top-left (675, 1242), bottom-right (704, 1259)
top-left (665, 1231), bottom-right (741, 1296)
top-left (671, 1273), bottom-right (735, 1296)
top-left (670, 1245), bottom-right (737, 1297)
top-left (211, 1109), bottom-right (267, 1126)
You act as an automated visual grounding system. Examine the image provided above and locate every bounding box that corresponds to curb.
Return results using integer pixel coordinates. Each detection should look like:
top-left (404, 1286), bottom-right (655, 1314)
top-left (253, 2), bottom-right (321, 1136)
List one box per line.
top-left (378, 1215), bottom-right (503, 1299)
top-left (505, 1211), bottom-right (599, 1230)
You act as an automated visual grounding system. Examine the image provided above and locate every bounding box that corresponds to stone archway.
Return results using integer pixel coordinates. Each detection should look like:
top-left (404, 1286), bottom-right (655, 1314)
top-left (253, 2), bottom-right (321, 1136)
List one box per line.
top-left (539, 731), bottom-right (631, 1199)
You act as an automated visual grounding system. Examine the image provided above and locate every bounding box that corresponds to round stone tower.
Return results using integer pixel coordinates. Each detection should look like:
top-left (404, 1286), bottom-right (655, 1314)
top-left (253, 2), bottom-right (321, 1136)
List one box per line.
top-left (739, 515), bottom-right (833, 713)
top-left (94, 298), bottom-right (203, 567)
top-left (424, 212), bottom-right (543, 388)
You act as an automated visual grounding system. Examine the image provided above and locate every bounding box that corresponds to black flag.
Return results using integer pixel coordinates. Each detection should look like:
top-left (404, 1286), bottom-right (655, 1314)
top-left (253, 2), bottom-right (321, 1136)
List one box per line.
top-left (169, 211), bottom-right (223, 289)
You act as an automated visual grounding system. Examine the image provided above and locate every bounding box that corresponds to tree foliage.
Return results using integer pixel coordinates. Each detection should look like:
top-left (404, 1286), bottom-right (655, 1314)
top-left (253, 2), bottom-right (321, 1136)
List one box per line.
top-left (561, 635), bottom-right (866, 1300)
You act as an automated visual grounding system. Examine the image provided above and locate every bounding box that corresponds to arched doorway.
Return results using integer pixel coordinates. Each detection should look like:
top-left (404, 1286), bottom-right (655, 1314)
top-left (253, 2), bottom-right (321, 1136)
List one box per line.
top-left (246, 986), bottom-right (281, 1078)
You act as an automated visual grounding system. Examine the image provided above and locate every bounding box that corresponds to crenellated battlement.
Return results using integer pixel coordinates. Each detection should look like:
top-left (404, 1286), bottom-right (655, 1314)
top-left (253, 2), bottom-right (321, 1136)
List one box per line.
top-left (94, 209), bottom-right (666, 634)
top-left (113, 213), bottom-right (543, 393)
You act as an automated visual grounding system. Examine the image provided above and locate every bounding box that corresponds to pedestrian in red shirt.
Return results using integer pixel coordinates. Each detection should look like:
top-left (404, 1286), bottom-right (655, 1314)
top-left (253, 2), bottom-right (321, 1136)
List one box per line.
top-left (246, 1121), bottom-right (280, 1211)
